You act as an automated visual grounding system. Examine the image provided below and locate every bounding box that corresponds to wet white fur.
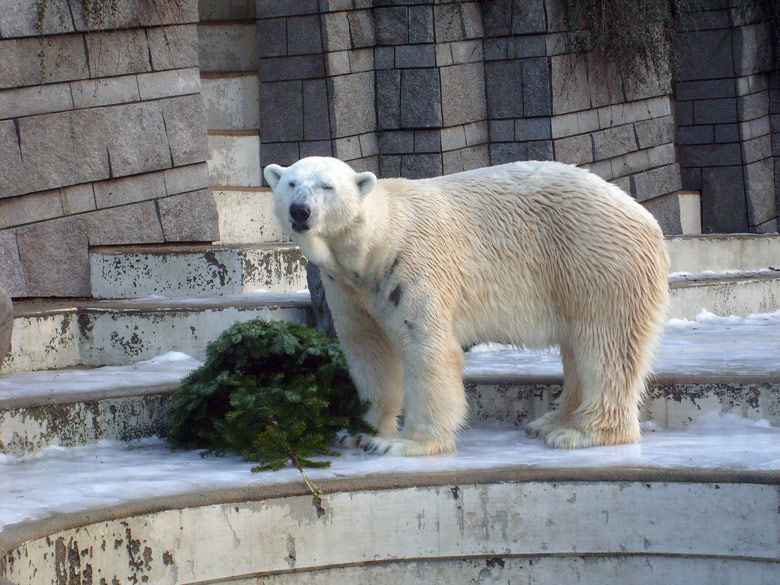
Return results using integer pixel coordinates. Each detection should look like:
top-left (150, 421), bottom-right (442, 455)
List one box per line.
top-left (265, 157), bottom-right (669, 456)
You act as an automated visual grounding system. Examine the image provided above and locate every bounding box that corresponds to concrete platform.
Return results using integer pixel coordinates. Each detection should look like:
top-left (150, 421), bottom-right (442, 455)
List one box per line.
top-left (213, 187), bottom-right (287, 244)
top-left (669, 269), bottom-right (780, 319)
top-left (207, 131), bottom-right (262, 187)
top-left (667, 233), bottom-right (780, 273)
top-left (90, 243), bottom-right (308, 298)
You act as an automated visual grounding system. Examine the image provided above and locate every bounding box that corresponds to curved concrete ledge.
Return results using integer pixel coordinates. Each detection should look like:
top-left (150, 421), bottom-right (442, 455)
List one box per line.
top-left (2, 468), bottom-right (778, 584)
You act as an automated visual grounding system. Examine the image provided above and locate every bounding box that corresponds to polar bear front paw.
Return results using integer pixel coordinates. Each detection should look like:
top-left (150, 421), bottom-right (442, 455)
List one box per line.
top-left (333, 429), bottom-right (373, 449)
top-left (360, 435), bottom-right (454, 457)
top-left (525, 412), bottom-right (562, 439)
top-left (544, 427), bottom-right (594, 449)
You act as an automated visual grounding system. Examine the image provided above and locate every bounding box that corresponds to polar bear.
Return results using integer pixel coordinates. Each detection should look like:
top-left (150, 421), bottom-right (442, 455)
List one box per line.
top-left (264, 157), bottom-right (669, 456)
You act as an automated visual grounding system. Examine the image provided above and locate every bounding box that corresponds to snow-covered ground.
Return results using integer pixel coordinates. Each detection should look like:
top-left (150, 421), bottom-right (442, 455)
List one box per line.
top-left (1, 309), bottom-right (779, 531)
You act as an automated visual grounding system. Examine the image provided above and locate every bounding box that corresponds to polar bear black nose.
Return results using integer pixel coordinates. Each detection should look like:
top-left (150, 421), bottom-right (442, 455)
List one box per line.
top-left (289, 203), bottom-right (311, 223)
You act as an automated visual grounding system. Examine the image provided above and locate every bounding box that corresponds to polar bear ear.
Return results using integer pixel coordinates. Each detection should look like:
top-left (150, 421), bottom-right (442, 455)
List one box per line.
top-left (355, 171), bottom-right (377, 196)
top-left (264, 164), bottom-right (286, 189)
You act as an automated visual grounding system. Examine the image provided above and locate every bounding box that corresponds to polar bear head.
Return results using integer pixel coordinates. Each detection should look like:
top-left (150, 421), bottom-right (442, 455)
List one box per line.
top-left (264, 157), bottom-right (377, 239)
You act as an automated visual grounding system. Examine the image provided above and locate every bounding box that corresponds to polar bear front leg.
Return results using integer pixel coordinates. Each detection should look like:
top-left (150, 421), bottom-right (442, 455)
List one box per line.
top-left (362, 325), bottom-right (468, 457)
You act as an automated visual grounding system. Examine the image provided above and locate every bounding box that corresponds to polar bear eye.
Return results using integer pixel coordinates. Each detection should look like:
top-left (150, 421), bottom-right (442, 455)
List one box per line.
top-left (321, 183), bottom-right (334, 190)
top-left (288, 181), bottom-right (296, 188)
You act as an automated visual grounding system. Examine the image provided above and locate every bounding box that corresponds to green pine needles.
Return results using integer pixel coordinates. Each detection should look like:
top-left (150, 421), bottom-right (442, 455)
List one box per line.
top-left (167, 319), bottom-right (372, 472)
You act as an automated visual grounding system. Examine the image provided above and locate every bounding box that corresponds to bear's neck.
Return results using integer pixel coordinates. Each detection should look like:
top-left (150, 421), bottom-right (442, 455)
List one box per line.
top-left (305, 185), bottom-right (395, 284)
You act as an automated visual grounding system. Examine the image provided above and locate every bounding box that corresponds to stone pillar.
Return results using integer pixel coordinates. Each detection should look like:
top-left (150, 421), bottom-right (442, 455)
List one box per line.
top-left (0, 287), bottom-right (11, 365)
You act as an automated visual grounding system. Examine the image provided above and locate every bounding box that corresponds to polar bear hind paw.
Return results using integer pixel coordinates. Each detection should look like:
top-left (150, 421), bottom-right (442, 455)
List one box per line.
top-left (525, 412), bottom-right (563, 439)
top-left (360, 435), bottom-right (452, 456)
top-left (544, 427), bottom-right (595, 449)
top-left (333, 429), bottom-right (375, 449)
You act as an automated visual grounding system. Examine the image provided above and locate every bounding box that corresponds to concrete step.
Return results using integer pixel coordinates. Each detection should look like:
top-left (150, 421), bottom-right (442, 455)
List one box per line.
top-left (90, 243), bottom-right (307, 298)
top-left (197, 20), bottom-right (258, 73)
top-left (1, 294), bottom-right (313, 374)
top-left (207, 131), bottom-right (261, 187)
top-left (669, 269), bottom-right (780, 320)
top-left (201, 72), bottom-right (260, 132)
top-left (667, 233), bottom-right (780, 273)
top-left (213, 187), bottom-right (287, 244)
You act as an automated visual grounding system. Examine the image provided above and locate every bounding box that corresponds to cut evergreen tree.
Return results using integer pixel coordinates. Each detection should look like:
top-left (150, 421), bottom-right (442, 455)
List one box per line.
top-left (167, 319), bottom-right (371, 471)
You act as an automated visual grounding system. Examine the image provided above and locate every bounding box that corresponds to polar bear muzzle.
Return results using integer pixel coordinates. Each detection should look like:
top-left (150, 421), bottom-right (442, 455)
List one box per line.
top-left (289, 202), bottom-right (311, 233)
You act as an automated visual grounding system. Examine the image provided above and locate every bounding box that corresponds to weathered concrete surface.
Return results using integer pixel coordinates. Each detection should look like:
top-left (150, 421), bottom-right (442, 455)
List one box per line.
top-left (667, 234), bottom-right (780, 273)
top-left (0, 289), bottom-right (10, 365)
top-left (90, 244), bottom-right (307, 298)
top-left (669, 271), bottom-right (780, 319)
top-left (207, 132), bottom-right (262, 186)
top-left (1, 478), bottom-right (777, 584)
top-left (0, 311), bottom-right (80, 374)
top-left (213, 188), bottom-right (288, 244)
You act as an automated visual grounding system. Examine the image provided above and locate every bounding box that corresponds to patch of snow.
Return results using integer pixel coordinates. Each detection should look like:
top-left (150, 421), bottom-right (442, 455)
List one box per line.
top-left (1, 414), bottom-right (778, 530)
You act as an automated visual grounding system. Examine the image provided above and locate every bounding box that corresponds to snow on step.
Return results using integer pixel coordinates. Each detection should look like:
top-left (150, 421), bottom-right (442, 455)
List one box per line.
top-left (90, 244), bottom-right (308, 298)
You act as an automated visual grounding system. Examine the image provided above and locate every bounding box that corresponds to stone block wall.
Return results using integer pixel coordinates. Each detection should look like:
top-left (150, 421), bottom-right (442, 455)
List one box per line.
top-left (675, 2), bottom-right (778, 233)
top-left (0, 0), bottom-right (218, 298)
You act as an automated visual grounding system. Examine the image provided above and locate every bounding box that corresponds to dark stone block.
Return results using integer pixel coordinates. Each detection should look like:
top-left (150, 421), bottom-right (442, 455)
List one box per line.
top-left (512, 0), bottom-right (545, 35)
top-left (257, 18), bottom-right (287, 58)
top-left (379, 130), bottom-right (414, 154)
top-left (300, 140), bottom-right (334, 158)
top-left (400, 68), bottom-right (442, 128)
top-left (674, 79), bottom-right (735, 101)
top-left (303, 79), bottom-right (331, 140)
top-left (394, 44), bottom-right (436, 68)
top-left (259, 80), bottom-right (303, 142)
top-left (414, 129), bottom-right (441, 153)
top-left (676, 29), bottom-right (734, 81)
top-left (257, 0), bottom-right (319, 18)
top-left (485, 60), bottom-right (523, 119)
top-left (379, 154), bottom-right (401, 177)
top-left (401, 153), bottom-right (442, 179)
top-left (490, 142), bottom-right (528, 165)
top-left (700, 166), bottom-right (748, 233)
top-left (678, 143), bottom-right (742, 167)
top-left (258, 55), bottom-right (325, 82)
top-left (515, 117), bottom-right (551, 141)
top-left (680, 166), bottom-right (702, 191)
top-left (480, 0), bottom-right (512, 37)
top-left (676, 125), bottom-right (714, 145)
top-left (522, 57), bottom-right (551, 117)
top-left (526, 140), bottom-right (554, 160)
top-left (287, 15), bottom-right (323, 56)
top-left (483, 38), bottom-right (508, 61)
top-left (641, 193), bottom-right (682, 235)
top-left (490, 119), bottom-right (514, 142)
top-left (376, 69), bottom-right (401, 129)
top-left (348, 10), bottom-right (376, 48)
top-left (408, 5), bottom-right (434, 44)
top-left (509, 35), bottom-right (546, 58)
top-left (375, 47), bottom-right (395, 69)
top-left (693, 98), bottom-right (738, 125)
top-left (375, 7), bottom-right (408, 45)
top-left (675, 101), bottom-right (694, 126)
top-left (261, 142), bottom-right (300, 170)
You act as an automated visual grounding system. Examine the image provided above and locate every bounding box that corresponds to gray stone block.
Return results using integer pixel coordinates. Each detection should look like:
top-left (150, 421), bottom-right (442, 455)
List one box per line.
top-left (71, 75), bottom-right (140, 109)
top-left (349, 48), bottom-right (374, 72)
top-left (683, 9), bottom-right (730, 31)
top-left (677, 143), bottom-right (742, 167)
top-left (676, 29), bottom-right (734, 81)
top-left (640, 193), bottom-right (682, 235)
top-left (69, 0), bottom-right (141, 30)
top-left (334, 135), bottom-right (361, 159)
top-left (375, 47), bottom-right (395, 69)
top-left (490, 119), bottom-right (514, 142)
top-left (160, 95), bottom-right (211, 168)
top-left (0, 0), bottom-right (74, 38)
top-left (738, 91), bottom-right (769, 122)
top-left (408, 5), bottom-right (434, 44)
top-left (675, 79), bottom-right (736, 101)
top-left (451, 40), bottom-right (482, 64)
top-left (0, 230), bottom-right (25, 295)
top-left (550, 54), bottom-right (590, 115)
top-left (199, 22), bottom-right (259, 72)
top-left (512, 0), bottom-right (545, 34)
top-left (481, 0), bottom-right (511, 37)
top-left (586, 53), bottom-right (624, 108)
top-left (379, 154), bottom-right (401, 177)
top-left (100, 103), bottom-right (170, 178)
top-left (442, 144), bottom-right (489, 174)
top-left (744, 158), bottom-right (775, 225)
top-left (259, 55), bottom-right (325, 81)
top-left (400, 68), bottom-right (442, 128)
top-left (483, 38), bottom-right (507, 61)
top-left (680, 166), bottom-right (701, 191)
top-left (593, 125), bottom-right (637, 161)
top-left (303, 79), bottom-right (332, 141)
top-left (490, 142), bottom-right (527, 165)
top-left (676, 125), bottom-right (714, 145)
top-left (733, 23), bottom-right (772, 77)
top-left (634, 116), bottom-right (674, 149)
top-left (630, 164), bottom-right (681, 202)
top-left (260, 80), bottom-right (303, 142)
top-left (0, 120), bottom-right (28, 199)
top-left (401, 153), bottom-right (441, 179)
top-left (701, 166), bottom-right (748, 233)
top-left (554, 134), bottom-right (592, 165)
top-left (300, 140), bottom-right (334, 158)
top-left (434, 3), bottom-right (463, 42)
top-left (0, 190), bottom-right (64, 230)
top-left (137, 68), bottom-right (201, 100)
top-left (527, 140), bottom-right (554, 160)
top-left (84, 200), bottom-right (164, 246)
top-left (329, 72), bottom-right (375, 136)
top-left (261, 142), bottom-right (300, 170)
top-left (18, 109), bottom-right (110, 194)
top-left (440, 62), bottom-right (486, 126)
top-left (16, 217), bottom-right (90, 297)
top-left (0, 83), bottom-right (73, 121)
top-left (523, 57), bottom-right (552, 117)
top-left (198, 0), bottom-right (256, 20)
top-left (158, 189), bottom-right (220, 242)
top-left (60, 184), bottom-right (96, 215)
top-left (675, 101), bottom-right (694, 126)
top-left (163, 163), bottom-right (211, 196)
top-left (509, 35), bottom-right (546, 59)
top-left (348, 10), bottom-right (376, 47)
top-left (378, 130), bottom-right (414, 154)
top-left (414, 129), bottom-right (441, 153)
top-left (85, 29), bottom-right (152, 78)
top-left (515, 117), bottom-right (551, 141)
top-left (394, 44), bottom-right (436, 68)
top-left (1, 36), bottom-right (88, 89)
top-left (376, 69), bottom-right (401, 129)
top-left (441, 125), bottom-right (466, 151)
top-left (693, 98), bottom-right (738, 125)
top-left (138, 0), bottom-right (199, 26)
top-left (375, 7), bottom-right (407, 45)
top-left (741, 134), bottom-right (772, 164)
top-left (93, 172), bottom-right (167, 209)
top-left (147, 25), bottom-right (200, 71)
top-left (257, 0), bottom-right (319, 18)
top-left (257, 18), bottom-right (288, 57)
top-left (753, 217), bottom-right (778, 233)
top-left (288, 15), bottom-right (323, 55)
top-left (485, 60), bottom-right (523, 119)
